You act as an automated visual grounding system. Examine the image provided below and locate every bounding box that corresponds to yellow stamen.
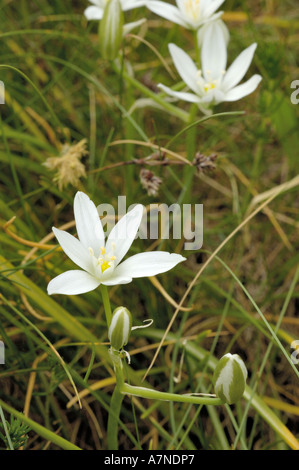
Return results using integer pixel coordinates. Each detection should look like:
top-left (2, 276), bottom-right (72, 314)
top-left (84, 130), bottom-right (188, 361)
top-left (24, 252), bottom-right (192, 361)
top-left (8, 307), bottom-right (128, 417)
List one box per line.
top-left (100, 246), bottom-right (106, 255)
top-left (89, 247), bottom-right (94, 256)
top-left (184, 0), bottom-right (200, 20)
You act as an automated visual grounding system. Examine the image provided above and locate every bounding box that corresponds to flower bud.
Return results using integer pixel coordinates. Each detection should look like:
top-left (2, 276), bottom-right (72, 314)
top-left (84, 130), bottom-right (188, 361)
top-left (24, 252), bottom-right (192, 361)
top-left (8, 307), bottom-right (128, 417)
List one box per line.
top-left (108, 306), bottom-right (132, 351)
top-left (98, 0), bottom-right (124, 60)
top-left (213, 353), bottom-right (248, 405)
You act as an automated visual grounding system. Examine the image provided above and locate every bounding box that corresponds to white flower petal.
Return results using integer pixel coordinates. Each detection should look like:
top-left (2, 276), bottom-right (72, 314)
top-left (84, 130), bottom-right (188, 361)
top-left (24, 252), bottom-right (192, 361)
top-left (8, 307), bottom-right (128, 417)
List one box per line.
top-left (212, 88), bottom-right (226, 104)
top-left (74, 191), bottom-right (105, 255)
top-left (101, 275), bottom-right (132, 286)
top-left (123, 18), bottom-right (146, 36)
top-left (222, 43), bottom-right (258, 92)
top-left (106, 204), bottom-right (144, 265)
top-left (84, 6), bottom-right (104, 20)
top-left (88, 0), bottom-right (105, 6)
top-left (147, 1), bottom-right (188, 27)
top-left (114, 251), bottom-right (186, 278)
top-left (52, 227), bottom-right (92, 273)
top-left (201, 21), bottom-right (227, 81)
top-left (158, 84), bottom-right (201, 103)
top-left (47, 270), bottom-right (100, 295)
top-left (224, 74), bottom-right (262, 102)
top-left (122, 0), bottom-right (147, 10)
top-left (168, 43), bottom-right (200, 94)
top-left (202, 0), bottom-right (225, 18)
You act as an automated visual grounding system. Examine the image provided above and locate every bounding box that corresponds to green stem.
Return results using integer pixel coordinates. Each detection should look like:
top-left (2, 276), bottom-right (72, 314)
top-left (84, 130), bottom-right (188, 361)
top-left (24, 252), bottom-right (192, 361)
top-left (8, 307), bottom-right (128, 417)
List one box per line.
top-left (107, 386), bottom-right (124, 450)
top-left (120, 383), bottom-right (224, 406)
top-left (0, 403), bottom-right (14, 450)
top-left (112, 62), bottom-right (189, 123)
top-left (107, 361), bottom-right (125, 450)
top-left (100, 284), bottom-right (112, 326)
top-left (194, 29), bottom-right (201, 64)
top-left (101, 282), bottom-right (123, 450)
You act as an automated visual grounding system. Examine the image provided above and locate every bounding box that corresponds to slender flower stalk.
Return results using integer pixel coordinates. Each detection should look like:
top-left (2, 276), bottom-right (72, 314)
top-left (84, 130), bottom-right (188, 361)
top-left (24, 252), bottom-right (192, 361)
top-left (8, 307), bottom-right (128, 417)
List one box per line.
top-left (47, 191), bottom-right (185, 295)
top-left (120, 382), bottom-right (224, 405)
top-left (147, 0), bottom-right (226, 31)
top-left (108, 351), bottom-right (224, 449)
top-left (158, 22), bottom-right (262, 113)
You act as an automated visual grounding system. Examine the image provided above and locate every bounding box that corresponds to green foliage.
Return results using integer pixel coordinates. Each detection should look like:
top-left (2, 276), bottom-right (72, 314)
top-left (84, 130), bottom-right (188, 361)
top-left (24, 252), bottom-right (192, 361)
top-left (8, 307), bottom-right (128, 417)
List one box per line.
top-left (0, 415), bottom-right (31, 450)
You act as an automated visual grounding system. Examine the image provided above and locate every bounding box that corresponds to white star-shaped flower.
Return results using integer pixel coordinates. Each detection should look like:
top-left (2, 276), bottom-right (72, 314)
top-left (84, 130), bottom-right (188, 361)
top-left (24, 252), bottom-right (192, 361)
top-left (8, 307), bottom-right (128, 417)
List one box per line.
top-left (147, 0), bottom-right (225, 31)
top-left (47, 192), bottom-right (186, 295)
top-left (158, 22), bottom-right (262, 110)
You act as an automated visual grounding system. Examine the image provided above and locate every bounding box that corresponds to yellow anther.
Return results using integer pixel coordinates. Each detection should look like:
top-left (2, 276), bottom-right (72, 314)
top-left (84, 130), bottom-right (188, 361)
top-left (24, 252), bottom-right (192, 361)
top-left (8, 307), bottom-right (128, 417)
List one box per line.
top-left (111, 256), bottom-right (116, 261)
top-left (100, 246), bottom-right (106, 255)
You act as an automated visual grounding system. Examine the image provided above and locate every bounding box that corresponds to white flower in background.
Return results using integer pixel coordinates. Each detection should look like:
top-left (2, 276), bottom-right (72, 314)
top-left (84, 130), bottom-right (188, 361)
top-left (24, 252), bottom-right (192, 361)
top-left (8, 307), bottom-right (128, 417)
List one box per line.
top-left (47, 192), bottom-right (185, 295)
top-left (158, 22), bottom-right (262, 111)
top-left (84, 0), bottom-right (146, 39)
top-left (84, 0), bottom-right (146, 20)
top-left (147, 0), bottom-right (225, 30)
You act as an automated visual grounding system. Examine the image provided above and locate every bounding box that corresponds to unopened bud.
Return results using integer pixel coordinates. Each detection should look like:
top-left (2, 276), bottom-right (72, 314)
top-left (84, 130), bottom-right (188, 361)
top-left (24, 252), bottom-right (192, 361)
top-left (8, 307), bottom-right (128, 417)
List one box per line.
top-left (99, 0), bottom-right (124, 60)
top-left (108, 307), bottom-right (132, 351)
top-left (213, 353), bottom-right (248, 404)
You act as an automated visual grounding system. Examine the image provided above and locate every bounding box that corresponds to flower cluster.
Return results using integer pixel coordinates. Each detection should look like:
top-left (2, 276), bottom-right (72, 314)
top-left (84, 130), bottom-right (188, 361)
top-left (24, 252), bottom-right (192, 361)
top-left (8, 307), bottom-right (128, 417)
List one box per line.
top-left (84, 0), bottom-right (261, 113)
top-left (45, 2), bottom-right (255, 407)
top-left (147, 1), bottom-right (262, 113)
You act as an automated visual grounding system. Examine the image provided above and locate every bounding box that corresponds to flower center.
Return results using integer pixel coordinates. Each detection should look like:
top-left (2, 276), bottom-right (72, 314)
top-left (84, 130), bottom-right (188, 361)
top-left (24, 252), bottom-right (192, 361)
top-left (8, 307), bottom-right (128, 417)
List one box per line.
top-left (184, 0), bottom-right (201, 21)
top-left (204, 82), bottom-right (216, 93)
top-left (89, 245), bottom-right (116, 276)
top-left (100, 260), bottom-right (112, 273)
top-left (197, 70), bottom-right (222, 95)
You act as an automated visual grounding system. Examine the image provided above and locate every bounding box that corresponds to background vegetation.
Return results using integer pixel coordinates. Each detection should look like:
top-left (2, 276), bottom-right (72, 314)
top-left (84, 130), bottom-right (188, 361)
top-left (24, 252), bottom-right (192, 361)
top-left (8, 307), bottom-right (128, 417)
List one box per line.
top-left (0, 0), bottom-right (298, 450)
